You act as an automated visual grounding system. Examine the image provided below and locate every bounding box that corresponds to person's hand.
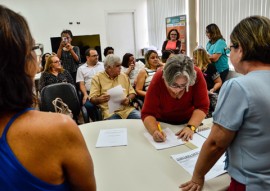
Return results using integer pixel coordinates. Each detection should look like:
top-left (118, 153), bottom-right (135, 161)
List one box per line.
top-left (128, 63), bottom-right (135, 71)
top-left (153, 130), bottom-right (166, 142)
top-left (65, 43), bottom-right (72, 51)
top-left (179, 176), bottom-right (204, 191)
top-left (175, 127), bottom-right (194, 141)
top-left (121, 97), bottom-right (130, 106)
top-left (82, 95), bottom-right (88, 105)
top-left (98, 94), bottom-right (110, 104)
top-left (209, 88), bottom-right (215, 94)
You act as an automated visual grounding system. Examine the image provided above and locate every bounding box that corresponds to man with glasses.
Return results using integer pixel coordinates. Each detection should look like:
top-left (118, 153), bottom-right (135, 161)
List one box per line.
top-left (141, 54), bottom-right (209, 142)
top-left (76, 48), bottom-right (104, 121)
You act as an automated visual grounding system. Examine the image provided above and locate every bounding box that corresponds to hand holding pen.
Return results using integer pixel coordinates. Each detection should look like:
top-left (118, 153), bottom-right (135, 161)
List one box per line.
top-left (153, 122), bottom-right (166, 142)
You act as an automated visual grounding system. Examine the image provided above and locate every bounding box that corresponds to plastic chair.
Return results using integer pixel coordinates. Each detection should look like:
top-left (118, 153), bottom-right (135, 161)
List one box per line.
top-left (39, 83), bottom-right (90, 124)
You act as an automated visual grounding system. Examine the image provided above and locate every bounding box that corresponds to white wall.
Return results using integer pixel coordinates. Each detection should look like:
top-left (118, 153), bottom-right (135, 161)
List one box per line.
top-left (1, 0), bottom-right (148, 57)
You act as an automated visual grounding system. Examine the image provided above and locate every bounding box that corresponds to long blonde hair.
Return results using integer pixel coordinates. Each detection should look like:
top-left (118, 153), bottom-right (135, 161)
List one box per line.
top-left (44, 55), bottom-right (64, 73)
top-left (193, 47), bottom-right (211, 71)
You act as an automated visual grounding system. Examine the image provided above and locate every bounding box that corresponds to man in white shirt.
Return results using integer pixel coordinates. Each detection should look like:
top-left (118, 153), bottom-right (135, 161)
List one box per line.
top-left (76, 48), bottom-right (104, 121)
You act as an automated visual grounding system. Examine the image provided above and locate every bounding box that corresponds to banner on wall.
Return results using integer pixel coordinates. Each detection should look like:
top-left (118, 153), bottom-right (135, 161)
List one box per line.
top-left (165, 15), bottom-right (187, 53)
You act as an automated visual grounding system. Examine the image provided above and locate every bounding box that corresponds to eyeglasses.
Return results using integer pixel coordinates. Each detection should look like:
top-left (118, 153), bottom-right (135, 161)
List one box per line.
top-left (32, 44), bottom-right (43, 56)
top-left (170, 34), bottom-right (177, 36)
top-left (52, 60), bottom-right (61, 64)
top-left (90, 54), bottom-right (99, 57)
top-left (169, 83), bottom-right (187, 90)
top-left (225, 44), bottom-right (239, 51)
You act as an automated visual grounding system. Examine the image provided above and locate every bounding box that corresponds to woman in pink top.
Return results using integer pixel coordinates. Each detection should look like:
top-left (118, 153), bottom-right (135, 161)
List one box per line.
top-left (161, 29), bottom-right (181, 54)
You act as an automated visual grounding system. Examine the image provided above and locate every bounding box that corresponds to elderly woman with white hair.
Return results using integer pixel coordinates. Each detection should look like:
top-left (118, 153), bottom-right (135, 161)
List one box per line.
top-left (90, 54), bottom-right (140, 120)
top-left (141, 54), bottom-right (209, 142)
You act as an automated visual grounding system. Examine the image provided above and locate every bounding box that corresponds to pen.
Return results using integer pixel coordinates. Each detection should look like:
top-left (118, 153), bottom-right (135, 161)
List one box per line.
top-left (157, 122), bottom-right (163, 132)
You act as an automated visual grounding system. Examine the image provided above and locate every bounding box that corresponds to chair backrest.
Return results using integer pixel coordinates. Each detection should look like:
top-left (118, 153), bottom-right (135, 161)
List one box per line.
top-left (40, 83), bottom-right (80, 117)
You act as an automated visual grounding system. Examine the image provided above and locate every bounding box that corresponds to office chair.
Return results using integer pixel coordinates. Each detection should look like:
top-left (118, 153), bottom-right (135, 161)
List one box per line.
top-left (39, 83), bottom-right (90, 124)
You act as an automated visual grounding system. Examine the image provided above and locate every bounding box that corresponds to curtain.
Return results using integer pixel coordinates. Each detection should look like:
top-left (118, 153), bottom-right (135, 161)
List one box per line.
top-left (147, 0), bottom-right (186, 52)
top-left (198, 0), bottom-right (270, 48)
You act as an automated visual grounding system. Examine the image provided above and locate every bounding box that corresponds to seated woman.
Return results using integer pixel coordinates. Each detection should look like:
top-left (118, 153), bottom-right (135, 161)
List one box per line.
top-left (39, 55), bottom-right (74, 92)
top-left (121, 53), bottom-right (145, 87)
top-left (193, 46), bottom-right (222, 117)
top-left (135, 50), bottom-right (162, 99)
top-left (141, 54), bottom-right (209, 142)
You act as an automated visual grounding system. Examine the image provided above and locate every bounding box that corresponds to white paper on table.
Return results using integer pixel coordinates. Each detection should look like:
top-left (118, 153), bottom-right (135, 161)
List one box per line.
top-left (107, 85), bottom-right (125, 114)
top-left (144, 128), bottom-right (184, 150)
top-left (96, 128), bottom-right (127, 148)
top-left (188, 133), bottom-right (207, 148)
top-left (197, 128), bottom-right (211, 138)
top-left (171, 148), bottom-right (226, 181)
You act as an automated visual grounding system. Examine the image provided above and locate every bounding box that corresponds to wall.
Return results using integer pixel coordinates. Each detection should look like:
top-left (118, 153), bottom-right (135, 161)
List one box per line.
top-left (1, 0), bottom-right (148, 57)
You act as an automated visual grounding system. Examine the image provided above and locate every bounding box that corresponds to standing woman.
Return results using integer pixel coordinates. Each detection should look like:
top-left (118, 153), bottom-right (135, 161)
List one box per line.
top-left (205, 24), bottom-right (229, 82)
top-left (162, 29), bottom-right (181, 54)
top-left (57, 29), bottom-right (81, 82)
top-left (181, 16), bottom-right (270, 191)
top-left (0, 5), bottom-right (96, 190)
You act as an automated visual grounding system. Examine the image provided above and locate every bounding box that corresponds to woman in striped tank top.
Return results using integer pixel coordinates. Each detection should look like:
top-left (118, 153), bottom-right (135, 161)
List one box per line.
top-left (135, 50), bottom-right (163, 100)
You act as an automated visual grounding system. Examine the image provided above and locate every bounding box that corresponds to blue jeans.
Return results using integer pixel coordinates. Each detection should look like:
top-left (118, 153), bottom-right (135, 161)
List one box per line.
top-left (106, 109), bottom-right (141, 120)
top-left (84, 99), bottom-right (100, 121)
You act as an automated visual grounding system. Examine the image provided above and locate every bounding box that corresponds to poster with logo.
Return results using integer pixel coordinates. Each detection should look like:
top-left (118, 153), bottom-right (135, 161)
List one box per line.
top-left (165, 15), bottom-right (186, 53)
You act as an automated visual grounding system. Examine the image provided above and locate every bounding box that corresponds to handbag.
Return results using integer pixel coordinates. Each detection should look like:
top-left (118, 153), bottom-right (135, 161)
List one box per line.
top-left (52, 97), bottom-right (73, 118)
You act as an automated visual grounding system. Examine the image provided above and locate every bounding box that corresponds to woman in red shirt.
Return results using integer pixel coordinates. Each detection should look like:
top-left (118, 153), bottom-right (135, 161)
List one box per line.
top-left (141, 54), bottom-right (209, 142)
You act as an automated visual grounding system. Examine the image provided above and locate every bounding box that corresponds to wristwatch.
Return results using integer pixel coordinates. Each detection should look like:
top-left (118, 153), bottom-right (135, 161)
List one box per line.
top-left (187, 124), bottom-right (196, 132)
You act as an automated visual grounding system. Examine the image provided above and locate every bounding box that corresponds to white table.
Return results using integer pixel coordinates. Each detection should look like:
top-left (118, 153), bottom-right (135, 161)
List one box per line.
top-left (79, 119), bottom-right (230, 191)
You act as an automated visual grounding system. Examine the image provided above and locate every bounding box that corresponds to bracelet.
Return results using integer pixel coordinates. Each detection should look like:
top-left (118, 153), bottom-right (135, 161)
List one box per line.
top-left (186, 124), bottom-right (196, 132)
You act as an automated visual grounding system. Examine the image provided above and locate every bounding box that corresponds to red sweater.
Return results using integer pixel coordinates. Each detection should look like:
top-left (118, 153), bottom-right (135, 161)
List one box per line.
top-left (141, 67), bottom-right (209, 124)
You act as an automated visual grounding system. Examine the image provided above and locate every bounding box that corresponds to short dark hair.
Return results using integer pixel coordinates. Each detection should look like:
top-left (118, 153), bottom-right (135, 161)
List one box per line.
top-left (0, 5), bottom-right (35, 113)
top-left (103, 46), bottom-right (114, 57)
top-left (167, 29), bottom-right (180, 40)
top-left (122, 53), bottom-right (133, 68)
top-left (85, 48), bottom-right (97, 57)
top-left (61, 29), bottom-right (73, 38)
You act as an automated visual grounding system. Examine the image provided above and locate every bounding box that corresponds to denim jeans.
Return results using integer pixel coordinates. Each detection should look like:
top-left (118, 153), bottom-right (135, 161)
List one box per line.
top-left (84, 99), bottom-right (100, 121)
top-left (106, 109), bottom-right (141, 120)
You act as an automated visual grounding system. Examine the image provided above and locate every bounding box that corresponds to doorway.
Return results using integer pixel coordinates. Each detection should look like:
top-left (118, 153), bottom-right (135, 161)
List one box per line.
top-left (106, 11), bottom-right (136, 59)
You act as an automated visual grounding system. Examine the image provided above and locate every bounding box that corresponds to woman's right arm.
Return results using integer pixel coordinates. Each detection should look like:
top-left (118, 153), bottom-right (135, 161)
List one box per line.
top-left (143, 116), bottom-right (166, 142)
top-left (161, 40), bottom-right (167, 53)
top-left (135, 69), bottom-right (147, 97)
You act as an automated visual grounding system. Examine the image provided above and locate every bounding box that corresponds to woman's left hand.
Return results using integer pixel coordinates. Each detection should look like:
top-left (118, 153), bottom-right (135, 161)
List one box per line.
top-left (175, 127), bottom-right (194, 141)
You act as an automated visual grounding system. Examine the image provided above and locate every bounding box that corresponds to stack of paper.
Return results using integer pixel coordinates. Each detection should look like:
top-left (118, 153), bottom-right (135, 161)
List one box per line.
top-left (96, 128), bottom-right (127, 148)
top-left (171, 148), bottom-right (226, 181)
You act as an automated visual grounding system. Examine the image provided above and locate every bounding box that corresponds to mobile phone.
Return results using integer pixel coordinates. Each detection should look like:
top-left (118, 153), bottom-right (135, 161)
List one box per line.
top-left (62, 37), bottom-right (67, 44)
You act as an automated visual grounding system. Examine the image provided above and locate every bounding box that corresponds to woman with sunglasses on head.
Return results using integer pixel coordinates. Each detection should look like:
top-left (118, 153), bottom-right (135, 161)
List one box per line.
top-left (39, 55), bottom-right (75, 92)
top-left (205, 24), bottom-right (229, 83)
top-left (141, 54), bottom-right (209, 142)
top-left (0, 5), bottom-right (96, 191)
top-left (181, 16), bottom-right (270, 191)
top-left (161, 29), bottom-right (182, 54)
